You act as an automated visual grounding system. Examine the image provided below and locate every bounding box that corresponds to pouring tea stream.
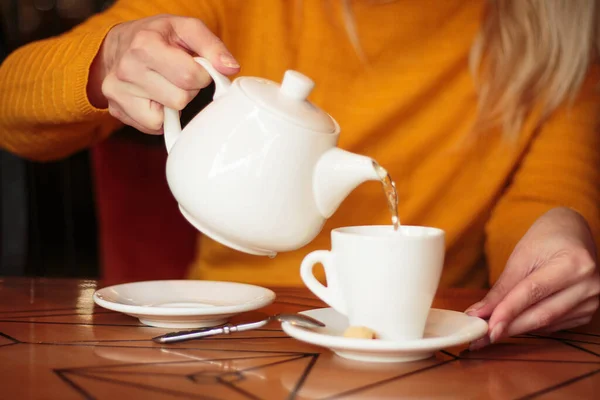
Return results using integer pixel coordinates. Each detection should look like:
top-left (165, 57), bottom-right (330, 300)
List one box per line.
top-left (162, 57), bottom-right (399, 257)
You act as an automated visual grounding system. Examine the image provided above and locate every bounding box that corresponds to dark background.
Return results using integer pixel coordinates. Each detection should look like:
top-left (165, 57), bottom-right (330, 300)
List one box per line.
top-left (0, 0), bottom-right (214, 279)
top-left (0, 0), bottom-right (117, 278)
top-left (0, 0), bottom-right (215, 279)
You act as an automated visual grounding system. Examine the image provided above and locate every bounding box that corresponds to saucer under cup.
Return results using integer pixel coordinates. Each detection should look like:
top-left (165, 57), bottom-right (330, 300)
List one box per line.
top-left (282, 307), bottom-right (488, 363)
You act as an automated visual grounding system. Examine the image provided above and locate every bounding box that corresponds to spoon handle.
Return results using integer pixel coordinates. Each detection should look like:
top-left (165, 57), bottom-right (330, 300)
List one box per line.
top-left (153, 326), bottom-right (226, 343)
top-left (152, 318), bottom-right (269, 344)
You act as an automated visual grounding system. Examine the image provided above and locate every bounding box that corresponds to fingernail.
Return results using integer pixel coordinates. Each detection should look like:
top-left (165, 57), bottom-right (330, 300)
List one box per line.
top-left (469, 336), bottom-right (490, 351)
top-left (465, 302), bottom-right (484, 315)
top-left (220, 53), bottom-right (240, 68)
top-left (490, 322), bottom-right (505, 344)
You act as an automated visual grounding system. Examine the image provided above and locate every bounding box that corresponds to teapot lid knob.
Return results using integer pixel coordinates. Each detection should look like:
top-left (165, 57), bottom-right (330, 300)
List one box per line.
top-left (238, 70), bottom-right (337, 133)
top-left (280, 70), bottom-right (315, 101)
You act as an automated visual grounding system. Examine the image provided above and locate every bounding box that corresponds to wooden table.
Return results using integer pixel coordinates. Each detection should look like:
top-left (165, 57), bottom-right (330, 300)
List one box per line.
top-left (0, 278), bottom-right (598, 399)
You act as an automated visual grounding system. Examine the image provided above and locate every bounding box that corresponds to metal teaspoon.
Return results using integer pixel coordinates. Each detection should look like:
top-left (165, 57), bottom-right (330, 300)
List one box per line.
top-left (152, 313), bottom-right (325, 344)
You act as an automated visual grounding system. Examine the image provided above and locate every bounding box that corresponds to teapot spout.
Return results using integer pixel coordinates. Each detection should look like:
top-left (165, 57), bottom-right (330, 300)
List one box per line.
top-left (313, 148), bottom-right (381, 218)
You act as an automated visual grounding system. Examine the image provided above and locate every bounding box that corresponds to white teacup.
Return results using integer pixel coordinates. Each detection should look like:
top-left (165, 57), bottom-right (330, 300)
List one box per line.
top-left (300, 225), bottom-right (445, 341)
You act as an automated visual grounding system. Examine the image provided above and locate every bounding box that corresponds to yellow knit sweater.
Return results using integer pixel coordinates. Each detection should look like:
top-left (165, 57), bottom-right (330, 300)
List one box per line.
top-left (1, 0), bottom-right (599, 287)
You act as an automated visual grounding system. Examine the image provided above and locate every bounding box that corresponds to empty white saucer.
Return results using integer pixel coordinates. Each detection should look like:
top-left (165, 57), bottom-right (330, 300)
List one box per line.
top-left (93, 280), bottom-right (275, 328)
top-left (282, 307), bottom-right (488, 363)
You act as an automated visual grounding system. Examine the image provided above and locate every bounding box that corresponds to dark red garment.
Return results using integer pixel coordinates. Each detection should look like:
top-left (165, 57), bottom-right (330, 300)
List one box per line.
top-left (91, 136), bottom-right (197, 282)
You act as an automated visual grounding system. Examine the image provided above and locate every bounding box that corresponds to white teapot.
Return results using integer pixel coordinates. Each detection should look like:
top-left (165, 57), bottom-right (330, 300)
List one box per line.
top-left (163, 58), bottom-right (381, 257)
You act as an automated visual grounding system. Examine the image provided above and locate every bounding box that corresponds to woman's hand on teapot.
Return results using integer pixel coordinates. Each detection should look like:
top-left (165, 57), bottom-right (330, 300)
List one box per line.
top-left (87, 14), bottom-right (240, 134)
top-left (466, 207), bottom-right (600, 350)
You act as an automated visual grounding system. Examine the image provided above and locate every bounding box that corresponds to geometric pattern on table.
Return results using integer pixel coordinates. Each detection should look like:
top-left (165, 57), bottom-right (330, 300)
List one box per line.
top-left (0, 283), bottom-right (598, 399)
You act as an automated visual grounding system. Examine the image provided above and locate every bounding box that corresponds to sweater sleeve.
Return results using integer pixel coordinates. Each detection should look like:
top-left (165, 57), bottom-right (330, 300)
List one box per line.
top-left (0, 0), bottom-right (220, 161)
top-left (484, 65), bottom-right (600, 285)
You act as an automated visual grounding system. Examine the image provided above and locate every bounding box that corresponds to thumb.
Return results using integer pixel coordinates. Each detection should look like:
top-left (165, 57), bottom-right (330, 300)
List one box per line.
top-left (170, 17), bottom-right (240, 75)
top-left (465, 262), bottom-right (526, 319)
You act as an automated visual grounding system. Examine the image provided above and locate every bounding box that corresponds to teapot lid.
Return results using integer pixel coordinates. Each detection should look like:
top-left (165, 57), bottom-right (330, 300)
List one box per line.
top-left (239, 70), bottom-right (336, 133)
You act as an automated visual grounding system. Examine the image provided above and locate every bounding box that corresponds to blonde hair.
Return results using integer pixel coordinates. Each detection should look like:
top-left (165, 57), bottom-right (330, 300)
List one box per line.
top-left (340, 0), bottom-right (600, 138)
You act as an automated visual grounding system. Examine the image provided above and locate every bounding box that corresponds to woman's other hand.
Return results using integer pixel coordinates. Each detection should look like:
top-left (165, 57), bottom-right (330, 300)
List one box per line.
top-left (466, 207), bottom-right (600, 349)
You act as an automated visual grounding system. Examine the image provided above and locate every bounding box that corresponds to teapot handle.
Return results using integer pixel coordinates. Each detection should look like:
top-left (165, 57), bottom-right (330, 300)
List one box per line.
top-left (163, 57), bottom-right (232, 153)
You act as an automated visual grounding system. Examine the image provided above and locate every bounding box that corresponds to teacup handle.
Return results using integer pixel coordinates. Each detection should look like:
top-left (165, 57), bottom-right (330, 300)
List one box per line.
top-left (300, 250), bottom-right (347, 314)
